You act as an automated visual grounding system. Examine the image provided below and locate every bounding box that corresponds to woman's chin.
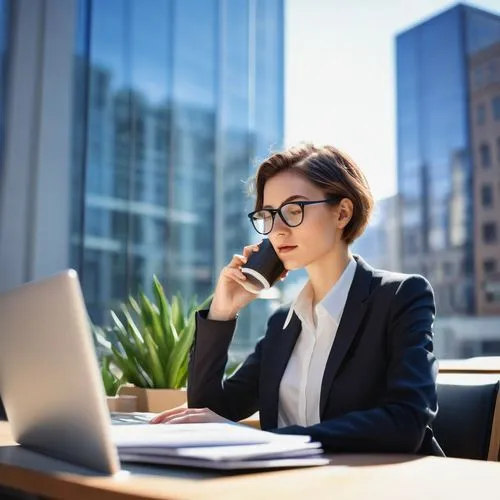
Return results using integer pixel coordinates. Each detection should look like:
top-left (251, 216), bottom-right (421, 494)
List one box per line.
top-left (281, 259), bottom-right (302, 271)
top-left (282, 254), bottom-right (319, 272)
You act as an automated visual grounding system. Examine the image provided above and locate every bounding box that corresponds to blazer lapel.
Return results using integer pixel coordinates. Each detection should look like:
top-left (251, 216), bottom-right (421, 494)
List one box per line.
top-left (264, 312), bottom-right (301, 429)
top-left (319, 256), bottom-right (373, 417)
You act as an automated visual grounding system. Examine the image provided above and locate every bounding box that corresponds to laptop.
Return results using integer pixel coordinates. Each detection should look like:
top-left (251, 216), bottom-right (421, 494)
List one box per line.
top-left (0, 270), bottom-right (326, 474)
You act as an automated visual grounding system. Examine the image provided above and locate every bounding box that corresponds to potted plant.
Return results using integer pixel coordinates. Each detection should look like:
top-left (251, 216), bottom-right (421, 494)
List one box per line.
top-left (95, 276), bottom-right (211, 412)
top-left (101, 355), bottom-right (122, 397)
top-left (100, 356), bottom-right (138, 412)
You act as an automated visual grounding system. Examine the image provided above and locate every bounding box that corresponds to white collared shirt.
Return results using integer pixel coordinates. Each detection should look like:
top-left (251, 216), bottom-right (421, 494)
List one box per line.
top-left (277, 257), bottom-right (357, 428)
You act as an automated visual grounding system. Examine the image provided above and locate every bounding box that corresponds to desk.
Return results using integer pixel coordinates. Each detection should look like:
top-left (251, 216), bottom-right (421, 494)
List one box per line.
top-left (439, 357), bottom-right (500, 374)
top-left (2, 422), bottom-right (500, 500)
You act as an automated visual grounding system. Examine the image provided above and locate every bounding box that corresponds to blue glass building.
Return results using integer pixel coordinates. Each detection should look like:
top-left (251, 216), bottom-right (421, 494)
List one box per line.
top-left (71, 0), bottom-right (284, 350)
top-left (0, 0), bottom-right (9, 168)
top-left (396, 4), bottom-right (500, 316)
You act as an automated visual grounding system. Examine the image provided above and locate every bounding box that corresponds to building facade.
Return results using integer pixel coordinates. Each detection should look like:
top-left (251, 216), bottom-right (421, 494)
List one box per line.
top-left (396, 4), bottom-right (500, 317)
top-left (468, 40), bottom-right (500, 315)
top-left (0, 0), bottom-right (284, 352)
top-left (351, 195), bottom-right (402, 273)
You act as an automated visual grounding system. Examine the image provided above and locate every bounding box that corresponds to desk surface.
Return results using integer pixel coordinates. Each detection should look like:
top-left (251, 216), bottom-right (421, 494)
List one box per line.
top-left (2, 422), bottom-right (500, 500)
top-left (439, 357), bottom-right (500, 373)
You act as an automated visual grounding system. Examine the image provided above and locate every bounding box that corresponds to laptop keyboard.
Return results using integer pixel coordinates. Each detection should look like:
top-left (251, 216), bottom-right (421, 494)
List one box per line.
top-left (110, 412), bottom-right (157, 425)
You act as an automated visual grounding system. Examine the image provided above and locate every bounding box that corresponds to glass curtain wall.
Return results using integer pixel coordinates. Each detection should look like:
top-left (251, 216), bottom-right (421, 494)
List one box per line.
top-left (0, 0), bottom-right (11, 174)
top-left (396, 6), bottom-right (472, 315)
top-left (71, 0), bottom-right (284, 352)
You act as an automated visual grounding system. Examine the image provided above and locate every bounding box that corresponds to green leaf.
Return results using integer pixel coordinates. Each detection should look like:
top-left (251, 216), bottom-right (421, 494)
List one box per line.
top-left (174, 357), bottom-right (189, 389)
top-left (101, 357), bottom-right (120, 396)
top-left (139, 292), bottom-right (167, 354)
top-left (152, 276), bottom-right (174, 355)
top-left (110, 311), bottom-right (146, 365)
top-left (171, 295), bottom-right (185, 333)
top-left (138, 292), bottom-right (154, 330)
top-left (196, 294), bottom-right (213, 314)
top-left (96, 280), bottom-right (211, 389)
top-left (224, 359), bottom-right (243, 379)
top-left (128, 295), bottom-right (141, 315)
top-left (120, 304), bottom-right (145, 350)
top-left (143, 331), bottom-right (167, 387)
top-left (92, 326), bottom-right (112, 354)
top-left (110, 346), bottom-right (148, 387)
top-left (167, 312), bottom-right (196, 389)
top-left (152, 276), bottom-right (171, 321)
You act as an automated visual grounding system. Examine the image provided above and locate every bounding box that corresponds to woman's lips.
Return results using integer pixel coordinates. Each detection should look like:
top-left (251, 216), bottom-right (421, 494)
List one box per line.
top-left (278, 245), bottom-right (297, 254)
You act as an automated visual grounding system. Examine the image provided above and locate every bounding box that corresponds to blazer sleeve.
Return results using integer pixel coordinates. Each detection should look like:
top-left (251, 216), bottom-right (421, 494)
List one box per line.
top-left (272, 275), bottom-right (439, 454)
top-left (187, 309), bottom-right (264, 421)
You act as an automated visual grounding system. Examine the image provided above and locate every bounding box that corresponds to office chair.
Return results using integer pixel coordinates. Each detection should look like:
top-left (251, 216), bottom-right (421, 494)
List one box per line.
top-left (433, 377), bottom-right (500, 461)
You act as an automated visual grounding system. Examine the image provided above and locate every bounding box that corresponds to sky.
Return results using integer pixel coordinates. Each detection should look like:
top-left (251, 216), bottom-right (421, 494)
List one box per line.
top-left (285, 0), bottom-right (500, 201)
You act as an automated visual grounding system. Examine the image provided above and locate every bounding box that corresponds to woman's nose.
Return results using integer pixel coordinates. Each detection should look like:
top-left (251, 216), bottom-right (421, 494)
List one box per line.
top-left (271, 213), bottom-right (289, 236)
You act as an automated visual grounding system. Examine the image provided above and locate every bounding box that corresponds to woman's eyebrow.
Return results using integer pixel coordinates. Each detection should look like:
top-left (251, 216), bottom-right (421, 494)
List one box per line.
top-left (263, 194), bottom-right (309, 209)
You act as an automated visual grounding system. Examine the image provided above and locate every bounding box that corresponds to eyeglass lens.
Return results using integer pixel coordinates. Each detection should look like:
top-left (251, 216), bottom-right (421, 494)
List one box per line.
top-left (251, 203), bottom-right (303, 234)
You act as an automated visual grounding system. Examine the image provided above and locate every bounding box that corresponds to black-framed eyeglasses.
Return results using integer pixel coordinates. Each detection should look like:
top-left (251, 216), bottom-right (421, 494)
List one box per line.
top-left (247, 197), bottom-right (341, 235)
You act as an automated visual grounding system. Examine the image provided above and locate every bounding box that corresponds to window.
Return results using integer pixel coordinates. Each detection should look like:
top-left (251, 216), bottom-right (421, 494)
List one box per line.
top-left (485, 288), bottom-right (500, 304)
top-left (493, 96), bottom-right (500, 122)
top-left (481, 184), bottom-right (494, 208)
top-left (483, 259), bottom-right (497, 274)
top-left (111, 254), bottom-right (127, 300)
top-left (477, 103), bottom-right (486, 125)
top-left (68, 0), bottom-right (282, 351)
top-left (86, 207), bottom-right (103, 236)
top-left (482, 222), bottom-right (497, 244)
top-left (473, 67), bottom-right (484, 90)
top-left (91, 71), bottom-right (108, 109)
top-left (443, 262), bottom-right (453, 276)
top-left (403, 232), bottom-right (418, 255)
top-left (480, 143), bottom-right (491, 168)
top-left (0, 0), bottom-right (12, 178)
top-left (482, 340), bottom-right (500, 353)
top-left (131, 215), bottom-right (143, 244)
top-left (111, 211), bottom-right (128, 240)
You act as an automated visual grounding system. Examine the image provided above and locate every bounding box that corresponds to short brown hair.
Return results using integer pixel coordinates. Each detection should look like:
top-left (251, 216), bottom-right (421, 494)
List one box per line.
top-left (251, 144), bottom-right (374, 245)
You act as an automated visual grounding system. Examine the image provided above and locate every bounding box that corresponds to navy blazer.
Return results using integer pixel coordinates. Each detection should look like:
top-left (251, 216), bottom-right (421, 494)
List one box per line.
top-left (188, 255), bottom-right (443, 455)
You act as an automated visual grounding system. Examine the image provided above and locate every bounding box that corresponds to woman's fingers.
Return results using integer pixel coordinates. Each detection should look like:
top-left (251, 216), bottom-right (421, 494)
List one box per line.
top-left (150, 406), bottom-right (202, 424)
top-left (150, 411), bottom-right (180, 424)
top-left (151, 407), bottom-right (230, 425)
top-left (228, 254), bottom-right (246, 268)
top-left (151, 408), bottom-right (216, 425)
top-left (227, 268), bottom-right (247, 283)
top-left (163, 408), bottom-right (228, 425)
top-left (150, 408), bottom-right (183, 424)
top-left (163, 413), bottom-right (209, 425)
top-left (226, 244), bottom-right (260, 270)
top-left (242, 243), bottom-right (260, 259)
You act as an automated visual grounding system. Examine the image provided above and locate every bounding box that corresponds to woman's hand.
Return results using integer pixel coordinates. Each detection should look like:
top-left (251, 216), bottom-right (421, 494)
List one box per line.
top-left (150, 406), bottom-right (232, 425)
top-left (207, 243), bottom-right (262, 321)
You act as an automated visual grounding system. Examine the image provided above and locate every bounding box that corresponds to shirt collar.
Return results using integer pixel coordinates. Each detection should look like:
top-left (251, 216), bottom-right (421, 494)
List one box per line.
top-left (282, 256), bottom-right (357, 330)
top-left (283, 280), bottom-right (314, 331)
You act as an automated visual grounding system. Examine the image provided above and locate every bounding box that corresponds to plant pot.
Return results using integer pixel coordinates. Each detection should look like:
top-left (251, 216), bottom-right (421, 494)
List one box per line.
top-left (106, 394), bottom-right (138, 413)
top-left (117, 385), bottom-right (187, 413)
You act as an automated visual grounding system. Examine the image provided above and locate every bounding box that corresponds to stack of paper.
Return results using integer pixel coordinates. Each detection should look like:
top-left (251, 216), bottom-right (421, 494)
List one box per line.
top-left (112, 422), bottom-right (329, 470)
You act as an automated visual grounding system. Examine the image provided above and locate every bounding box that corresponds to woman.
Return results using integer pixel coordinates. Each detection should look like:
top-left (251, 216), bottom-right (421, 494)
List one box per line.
top-left (152, 144), bottom-right (442, 455)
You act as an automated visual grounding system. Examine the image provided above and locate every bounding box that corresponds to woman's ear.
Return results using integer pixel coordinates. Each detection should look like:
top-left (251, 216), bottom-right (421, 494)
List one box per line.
top-left (336, 198), bottom-right (353, 229)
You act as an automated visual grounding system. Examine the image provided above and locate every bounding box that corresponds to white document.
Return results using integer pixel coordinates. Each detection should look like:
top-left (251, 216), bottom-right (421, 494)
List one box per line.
top-left (120, 454), bottom-right (330, 470)
top-left (113, 422), bottom-right (326, 470)
top-left (112, 422), bottom-right (311, 449)
top-left (120, 440), bottom-right (322, 460)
